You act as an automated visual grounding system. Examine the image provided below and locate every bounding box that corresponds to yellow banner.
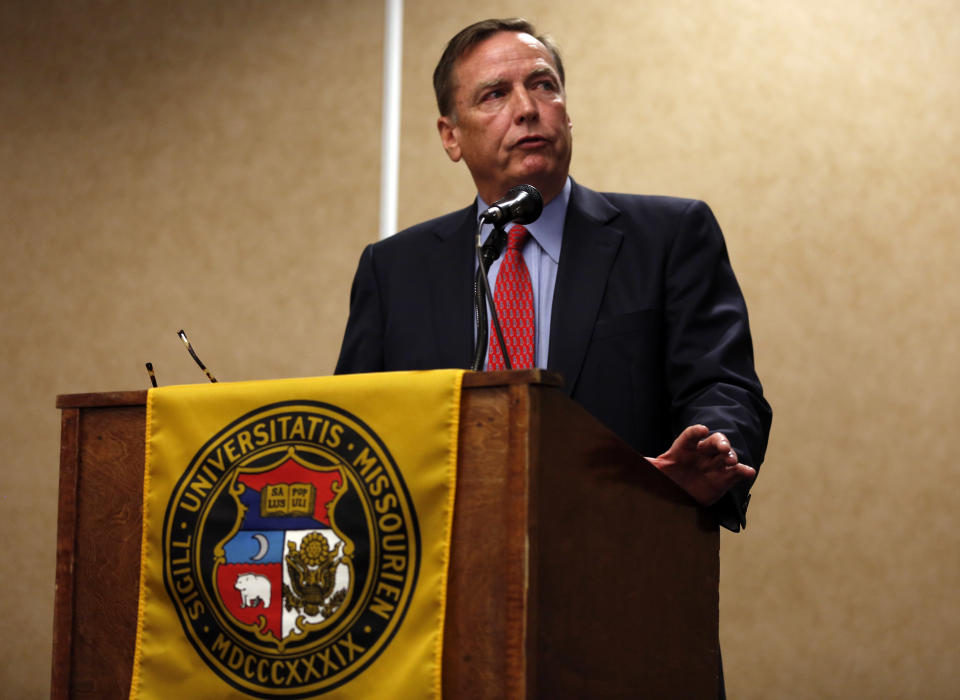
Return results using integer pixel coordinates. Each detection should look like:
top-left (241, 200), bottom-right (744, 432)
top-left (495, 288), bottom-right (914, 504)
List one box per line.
top-left (130, 371), bottom-right (463, 699)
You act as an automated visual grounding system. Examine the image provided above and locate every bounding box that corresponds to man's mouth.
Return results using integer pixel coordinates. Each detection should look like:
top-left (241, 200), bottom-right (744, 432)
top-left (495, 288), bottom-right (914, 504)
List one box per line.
top-left (514, 135), bottom-right (549, 149)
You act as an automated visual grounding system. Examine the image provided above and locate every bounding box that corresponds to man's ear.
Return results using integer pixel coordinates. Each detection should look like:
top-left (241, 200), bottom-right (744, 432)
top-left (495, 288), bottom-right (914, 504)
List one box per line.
top-left (437, 116), bottom-right (462, 163)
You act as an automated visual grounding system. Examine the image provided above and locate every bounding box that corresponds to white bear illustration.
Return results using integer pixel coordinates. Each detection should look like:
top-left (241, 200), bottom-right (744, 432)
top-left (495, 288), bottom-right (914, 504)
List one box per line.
top-left (234, 573), bottom-right (271, 608)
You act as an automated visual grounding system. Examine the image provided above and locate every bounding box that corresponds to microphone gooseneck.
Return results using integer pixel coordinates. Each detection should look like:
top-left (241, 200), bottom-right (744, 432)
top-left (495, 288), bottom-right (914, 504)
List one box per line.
top-left (472, 184), bottom-right (542, 372)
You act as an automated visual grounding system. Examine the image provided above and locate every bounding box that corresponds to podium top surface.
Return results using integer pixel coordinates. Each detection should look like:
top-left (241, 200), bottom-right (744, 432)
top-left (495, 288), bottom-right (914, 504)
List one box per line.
top-left (55, 369), bottom-right (564, 409)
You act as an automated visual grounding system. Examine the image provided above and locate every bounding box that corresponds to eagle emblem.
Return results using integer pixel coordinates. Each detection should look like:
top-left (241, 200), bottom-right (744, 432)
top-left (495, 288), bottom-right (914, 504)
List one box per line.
top-left (283, 532), bottom-right (347, 618)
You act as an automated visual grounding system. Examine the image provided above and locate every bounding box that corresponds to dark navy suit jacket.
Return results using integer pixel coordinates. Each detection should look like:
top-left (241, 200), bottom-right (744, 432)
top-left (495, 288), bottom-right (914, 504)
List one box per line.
top-left (335, 180), bottom-right (771, 531)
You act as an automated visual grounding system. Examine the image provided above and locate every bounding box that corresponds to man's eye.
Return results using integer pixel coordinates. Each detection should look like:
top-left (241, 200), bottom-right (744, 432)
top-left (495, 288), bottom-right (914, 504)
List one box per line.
top-left (535, 79), bottom-right (558, 92)
top-left (481, 89), bottom-right (505, 101)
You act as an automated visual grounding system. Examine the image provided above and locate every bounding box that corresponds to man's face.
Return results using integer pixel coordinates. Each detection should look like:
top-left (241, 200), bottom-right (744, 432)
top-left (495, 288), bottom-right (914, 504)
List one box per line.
top-left (437, 31), bottom-right (573, 205)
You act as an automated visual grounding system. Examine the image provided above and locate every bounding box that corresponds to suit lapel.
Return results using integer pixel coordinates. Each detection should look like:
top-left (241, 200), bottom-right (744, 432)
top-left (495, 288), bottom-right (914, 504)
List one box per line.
top-left (426, 204), bottom-right (477, 368)
top-left (548, 183), bottom-right (623, 394)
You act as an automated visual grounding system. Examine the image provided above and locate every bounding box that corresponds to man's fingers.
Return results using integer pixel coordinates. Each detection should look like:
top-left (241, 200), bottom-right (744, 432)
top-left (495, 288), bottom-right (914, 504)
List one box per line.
top-left (695, 431), bottom-right (737, 464)
top-left (654, 425), bottom-right (757, 505)
top-left (680, 424), bottom-right (711, 448)
top-left (696, 431), bottom-right (728, 452)
top-left (721, 463), bottom-right (756, 485)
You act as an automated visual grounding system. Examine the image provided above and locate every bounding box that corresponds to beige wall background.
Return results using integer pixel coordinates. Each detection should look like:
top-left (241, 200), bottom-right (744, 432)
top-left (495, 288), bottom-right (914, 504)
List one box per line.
top-left (2, 1), bottom-right (957, 697)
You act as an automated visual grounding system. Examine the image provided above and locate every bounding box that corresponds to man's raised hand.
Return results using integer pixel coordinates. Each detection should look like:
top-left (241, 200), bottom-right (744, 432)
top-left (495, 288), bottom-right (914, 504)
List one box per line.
top-left (646, 425), bottom-right (756, 506)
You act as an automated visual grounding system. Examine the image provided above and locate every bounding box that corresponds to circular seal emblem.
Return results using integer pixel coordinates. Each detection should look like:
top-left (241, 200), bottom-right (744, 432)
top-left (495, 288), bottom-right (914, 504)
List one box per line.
top-left (162, 400), bottom-right (420, 697)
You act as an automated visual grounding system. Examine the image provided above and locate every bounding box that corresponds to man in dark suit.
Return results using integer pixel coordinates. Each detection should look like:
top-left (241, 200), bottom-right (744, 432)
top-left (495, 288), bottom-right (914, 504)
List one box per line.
top-left (336, 18), bottom-right (771, 532)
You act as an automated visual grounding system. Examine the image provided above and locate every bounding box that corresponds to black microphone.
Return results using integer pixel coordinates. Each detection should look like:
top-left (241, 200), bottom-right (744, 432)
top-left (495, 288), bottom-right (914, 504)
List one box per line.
top-left (479, 184), bottom-right (543, 225)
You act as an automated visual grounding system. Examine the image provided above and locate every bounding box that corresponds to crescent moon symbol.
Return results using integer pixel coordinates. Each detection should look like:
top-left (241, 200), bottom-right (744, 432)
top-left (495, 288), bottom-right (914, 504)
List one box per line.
top-left (251, 533), bottom-right (269, 561)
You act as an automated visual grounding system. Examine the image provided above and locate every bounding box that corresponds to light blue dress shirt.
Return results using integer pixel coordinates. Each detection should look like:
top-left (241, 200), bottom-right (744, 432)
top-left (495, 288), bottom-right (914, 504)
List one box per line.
top-left (477, 177), bottom-right (571, 369)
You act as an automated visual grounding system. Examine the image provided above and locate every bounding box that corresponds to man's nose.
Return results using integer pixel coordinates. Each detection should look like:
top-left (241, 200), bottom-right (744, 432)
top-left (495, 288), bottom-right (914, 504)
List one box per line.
top-left (513, 88), bottom-right (539, 123)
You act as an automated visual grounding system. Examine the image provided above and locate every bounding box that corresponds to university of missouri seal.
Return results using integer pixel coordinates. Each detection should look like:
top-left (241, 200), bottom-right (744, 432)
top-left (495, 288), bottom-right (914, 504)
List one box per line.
top-left (161, 400), bottom-right (420, 697)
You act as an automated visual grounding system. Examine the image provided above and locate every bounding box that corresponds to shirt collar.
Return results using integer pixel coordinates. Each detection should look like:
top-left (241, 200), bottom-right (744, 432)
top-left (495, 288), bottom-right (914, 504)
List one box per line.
top-left (477, 177), bottom-right (570, 263)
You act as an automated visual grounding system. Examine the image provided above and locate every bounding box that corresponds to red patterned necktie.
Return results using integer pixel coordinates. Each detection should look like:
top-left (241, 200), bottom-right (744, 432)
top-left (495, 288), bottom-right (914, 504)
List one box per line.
top-left (488, 225), bottom-right (535, 370)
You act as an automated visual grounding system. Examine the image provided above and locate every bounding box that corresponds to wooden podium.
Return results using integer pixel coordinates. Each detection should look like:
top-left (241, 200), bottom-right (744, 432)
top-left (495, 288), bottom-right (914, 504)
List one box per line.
top-left (53, 370), bottom-right (719, 699)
